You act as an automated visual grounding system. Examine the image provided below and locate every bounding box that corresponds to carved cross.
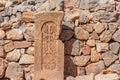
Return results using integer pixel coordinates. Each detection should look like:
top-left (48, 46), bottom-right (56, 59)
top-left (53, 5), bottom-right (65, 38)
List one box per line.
top-left (34, 12), bottom-right (64, 80)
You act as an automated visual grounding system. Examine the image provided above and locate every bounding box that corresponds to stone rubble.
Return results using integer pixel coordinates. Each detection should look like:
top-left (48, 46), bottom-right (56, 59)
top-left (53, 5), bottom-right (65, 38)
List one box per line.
top-left (19, 54), bottom-right (34, 64)
top-left (6, 29), bottom-right (24, 40)
top-left (5, 62), bottom-right (23, 79)
top-left (73, 55), bottom-right (90, 67)
top-left (6, 49), bottom-right (21, 62)
top-left (85, 61), bottom-right (105, 75)
top-left (0, 0), bottom-right (120, 80)
top-left (0, 58), bottom-right (6, 78)
top-left (102, 51), bottom-right (118, 67)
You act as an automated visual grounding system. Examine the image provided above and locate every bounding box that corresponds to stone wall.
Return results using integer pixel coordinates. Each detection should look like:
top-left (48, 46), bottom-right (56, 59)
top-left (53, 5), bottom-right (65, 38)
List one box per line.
top-left (0, 0), bottom-right (120, 80)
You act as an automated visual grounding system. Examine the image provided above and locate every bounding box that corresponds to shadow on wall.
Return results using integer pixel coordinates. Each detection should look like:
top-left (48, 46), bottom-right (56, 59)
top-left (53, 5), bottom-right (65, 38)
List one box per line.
top-left (60, 24), bottom-right (78, 77)
top-left (64, 55), bottom-right (77, 77)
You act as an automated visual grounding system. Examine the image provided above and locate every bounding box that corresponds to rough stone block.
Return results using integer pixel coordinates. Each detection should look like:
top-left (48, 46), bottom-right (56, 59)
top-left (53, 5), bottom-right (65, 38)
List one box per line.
top-left (34, 11), bottom-right (64, 80)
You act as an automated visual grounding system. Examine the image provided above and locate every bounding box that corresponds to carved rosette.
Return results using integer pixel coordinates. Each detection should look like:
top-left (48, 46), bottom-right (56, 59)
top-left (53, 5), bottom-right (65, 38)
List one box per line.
top-left (42, 22), bottom-right (57, 70)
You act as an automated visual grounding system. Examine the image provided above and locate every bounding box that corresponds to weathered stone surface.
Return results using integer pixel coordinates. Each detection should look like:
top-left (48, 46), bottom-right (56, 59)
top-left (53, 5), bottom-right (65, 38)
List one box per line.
top-left (1, 22), bottom-right (12, 30)
top-left (64, 14), bottom-right (73, 22)
top-left (28, 0), bottom-right (36, 5)
top-left (93, 12), bottom-right (118, 23)
top-left (19, 54), bottom-right (34, 64)
top-left (65, 39), bottom-right (83, 55)
top-left (100, 30), bottom-right (112, 42)
top-left (1, 40), bottom-right (11, 46)
top-left (0, 58), bottom-right (6, 78)
top-left (65, 56), bottom-right (77, 77)
top-left (0, 16), bottom-right (3, 23)
top-left (9, 78), bottom-right (24, 80)
top-left (108, 64), bottom-right (120, 73)
top-left (62, 22), bottom-right (75, 30)
top-left (75, 27), bottom-right (89, 40)
top-left (79, 14), bottom-right (89, 24)
top-left (0, 0), bottom-right (119, 79)
top-left (36, 1), bottom-right (50, 11)
top-left (82, 46), bottom-right (91, 55)
top-left (5, 1), bottom-right (13, 7)
top-left (12, 8), bottom-right (18, 14)
top-left (4, 41), bottom-right (14, 52)
top-left (73, 55), bottom-right (90, 67)
top-left (93, 13), bottom-right (100, 22)
top-left (94, 22), bottom-right (105, 34)
top-left (79, 0), bottom-right (89, 10)
top-left (14, 4), bottom-right (28, 12)
top-left (24, 26), bottom-right (34, 41)
top-left (91, 48), bottom-right (101, 62)
top-left (90, 31), bottom-right (99, 40)
top-left (24, 65), bottom-right (34, 80)
top-left (112, 29), bottom-right (120, 42)
top-left (0, 40), bottom-right (4, 46)
top-left (36, 0), bottom-right (63, 11)
top-left (114, 60), bottom-right (120, 64)
top-left (64, 0), bottom-right (80, 8)
top-left (70, 12), bottom-right (80, 21)
top-left (119, 52), bottom-right (120, 62)
top-left (60, 29), bottom-right (74, 41)
top-left (108, 23), bottom-right (118, 34)
top-left (95, 73), bottom-right (119, 80)
top-left (35, 12), bottom-right (64, 80)
top-left (77, 67), bottom-right (85, 76)
top-left (26, 47), bottom-right (34, 55)
top-left (88, 0), bottom-right (99, 11)
top-left (5, 62), bottom-right (23, 78)
top-left (96, 43), bottom-right (109, 52)
top-left (0, 29), bottom-right (5, 39)
top-left (75, 19), bottom-right (79, 26)
top-left (116, 2), bottom-right (120, 11)
top-left (86, 39), bottom-right (95, 47)
top-left (110, 42), bottom-right (120, 54)
top-left (18, 0), bottom-right (26, 4)
top-left (6, 29), bottom-right (23, 40)
top-left (6, 49), bottom-right (21, 62)
top-left (4, 17), bottom-right (9, 22)
top-left (14, 41), bottom-right (31, 48)
top-left (5, 7), bottom-right (12, 16)
top-left (51, 0), bottom-right (64, 10)
top-left (101, 12), bottom-right (119, 22)
top-left (86, 61), bottom-right (105, 75)
top-left (0, 3), bottom-right (5, 11)
top-left (18, 25), bottom-right (26, 33)
top-left (84, 24), bottom-right (93, 33)
top-left (26, 23), bottom-right (34, 27)
top-left (65, 76), bottom-right (75, 80)
top-left (22, 12), bottom-right (35, 22)
top-left (75, 73), bottom-right (94, 80)
top-left (20, 49), bottom-right (25, 55)
top-left (102, 51), bottom-right (118, 67)
top-left (0, 46), bottom-right (5, 57)
top-left (102, 23), bottom-right (108, 29)
top-left (16, 12), bottom-right (22, 20)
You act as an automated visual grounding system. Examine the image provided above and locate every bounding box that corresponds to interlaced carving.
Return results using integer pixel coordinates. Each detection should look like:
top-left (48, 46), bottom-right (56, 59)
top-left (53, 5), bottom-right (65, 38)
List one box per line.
top-left (42, 22), bottom-right (57, 70)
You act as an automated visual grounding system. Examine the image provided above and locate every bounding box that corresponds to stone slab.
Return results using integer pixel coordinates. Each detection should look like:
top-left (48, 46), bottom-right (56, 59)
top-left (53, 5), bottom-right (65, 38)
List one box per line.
top-left (34, 11), bottom-right (64, 80)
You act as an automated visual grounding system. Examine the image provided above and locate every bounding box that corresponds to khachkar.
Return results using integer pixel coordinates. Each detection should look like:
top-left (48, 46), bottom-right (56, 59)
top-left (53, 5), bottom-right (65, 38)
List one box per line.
top-left (34, 11), bottom-right (64, 80)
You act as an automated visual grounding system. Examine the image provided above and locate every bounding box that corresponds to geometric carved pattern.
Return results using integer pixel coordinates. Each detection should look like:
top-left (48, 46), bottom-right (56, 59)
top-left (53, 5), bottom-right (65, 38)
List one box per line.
top-left (42, 22), bottom-right (57, 70)
top-left (35, 12), bottom-right (64, 80)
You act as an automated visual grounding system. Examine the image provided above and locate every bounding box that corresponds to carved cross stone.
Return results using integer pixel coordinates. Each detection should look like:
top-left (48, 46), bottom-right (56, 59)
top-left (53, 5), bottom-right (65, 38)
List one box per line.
top-left (34, 12), bottom-right (64, 80)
